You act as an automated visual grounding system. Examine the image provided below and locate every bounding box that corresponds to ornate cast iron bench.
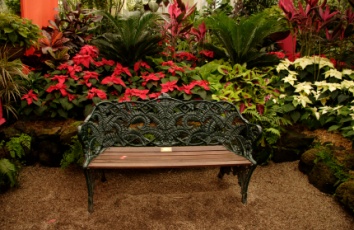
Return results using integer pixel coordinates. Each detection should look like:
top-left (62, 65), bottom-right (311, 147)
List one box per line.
top-left (78, 95), bottom-right (262, 213)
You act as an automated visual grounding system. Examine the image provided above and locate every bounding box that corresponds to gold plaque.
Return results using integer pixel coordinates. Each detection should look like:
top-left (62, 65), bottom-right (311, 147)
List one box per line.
top-left (160, 147), bottom-right (172, 152)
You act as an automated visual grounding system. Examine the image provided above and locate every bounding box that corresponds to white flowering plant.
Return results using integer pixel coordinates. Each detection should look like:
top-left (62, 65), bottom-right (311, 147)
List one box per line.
top-left (273, 56), bottom-right (354, 140)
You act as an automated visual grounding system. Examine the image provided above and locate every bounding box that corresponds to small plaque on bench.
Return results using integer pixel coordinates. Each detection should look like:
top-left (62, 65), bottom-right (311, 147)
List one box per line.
top-left (160, 147), bottom-right (172, 152)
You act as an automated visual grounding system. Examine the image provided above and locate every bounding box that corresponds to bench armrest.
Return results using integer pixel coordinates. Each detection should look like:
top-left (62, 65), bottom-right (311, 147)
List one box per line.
top-left (222, 123), bottom-right (262, 165)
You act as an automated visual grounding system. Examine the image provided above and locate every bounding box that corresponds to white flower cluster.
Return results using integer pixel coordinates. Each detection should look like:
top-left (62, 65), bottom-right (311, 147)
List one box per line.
top-left (275, 56), bottom-right (354, 120)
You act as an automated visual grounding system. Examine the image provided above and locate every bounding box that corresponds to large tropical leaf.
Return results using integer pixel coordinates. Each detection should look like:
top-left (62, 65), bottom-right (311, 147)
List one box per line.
top-left (92, 11), bottom-right (164, 66)
top-left (205, 11), bottom-right (288, 68)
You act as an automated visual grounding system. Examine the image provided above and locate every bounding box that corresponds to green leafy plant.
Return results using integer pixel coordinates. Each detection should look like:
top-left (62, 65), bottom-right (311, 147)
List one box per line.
top-left (92, 11), bottom-right (164, 67)
top-left (198, 59), bottom-right (292, 163)
top-left (0, 12), bottom-right (41, 49)
top-left (61, 135), bottom-right (84, 168)
top-left (4, 0), bottom-right (20, 15)
top-left (5, 133), bottom-right (31, 160)
top-left (0, 134), bottom-right (31, 191)
top-left (204, 9), bottom-right (288, 68)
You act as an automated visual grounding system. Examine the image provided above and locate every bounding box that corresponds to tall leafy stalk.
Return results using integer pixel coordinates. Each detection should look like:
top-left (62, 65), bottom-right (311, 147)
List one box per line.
top-left (0, 49), bottom-right (27, 119)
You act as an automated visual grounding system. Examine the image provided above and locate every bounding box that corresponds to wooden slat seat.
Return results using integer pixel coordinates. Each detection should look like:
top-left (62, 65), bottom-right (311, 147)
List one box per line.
top-left (89, 146), bottom-right (252, 169)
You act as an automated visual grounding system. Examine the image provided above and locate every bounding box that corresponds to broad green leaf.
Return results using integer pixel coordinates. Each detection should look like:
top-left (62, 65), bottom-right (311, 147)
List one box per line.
top-left (328, 125), bottom-right (340, 131)
top-left (283, 103), bottom-right (295, 112)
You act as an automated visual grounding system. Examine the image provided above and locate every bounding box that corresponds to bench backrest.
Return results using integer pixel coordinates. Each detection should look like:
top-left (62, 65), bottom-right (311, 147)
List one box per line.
top-left (78, 95), bottom-right (262, 165)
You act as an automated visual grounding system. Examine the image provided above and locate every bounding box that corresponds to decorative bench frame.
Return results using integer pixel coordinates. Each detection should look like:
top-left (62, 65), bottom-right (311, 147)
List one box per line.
top-left (78, 95), bottom-right (262, 212)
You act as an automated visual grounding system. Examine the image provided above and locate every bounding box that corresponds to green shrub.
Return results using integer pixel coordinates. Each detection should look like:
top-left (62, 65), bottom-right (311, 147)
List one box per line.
top-left (0, 134), bottom-right (31, 191)
top-left (61, 135), bottom-right (84, 168)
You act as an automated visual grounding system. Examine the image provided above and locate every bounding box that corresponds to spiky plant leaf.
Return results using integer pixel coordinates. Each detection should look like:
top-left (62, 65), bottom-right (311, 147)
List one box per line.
top-left (92, 11), bottom-right (164, 66)
top-left (205, 11), bottom-right (287, 68)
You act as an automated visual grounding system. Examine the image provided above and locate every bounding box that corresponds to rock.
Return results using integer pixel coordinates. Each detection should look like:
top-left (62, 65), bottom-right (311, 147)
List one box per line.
top-left (0, 119), bottom-right (81, 167)
top-left (32, 135), bottom-right (64, 167)
top-left (335, 180), bottom-right (354, 214)
top-left (60, 121), bottom-right (82, 143)
top-left (299, 147), bottom-right (322, 174)
top-left (344, 150), bottom-right (354, 170)
top-left (272, 129), bottom-right (315, 163)
top-left (308, 162), bottom-right (338, 194)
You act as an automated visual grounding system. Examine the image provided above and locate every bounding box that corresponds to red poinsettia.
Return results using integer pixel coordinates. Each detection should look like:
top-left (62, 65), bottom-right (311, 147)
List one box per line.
top-left (21, 89), bottom-right (38, 105)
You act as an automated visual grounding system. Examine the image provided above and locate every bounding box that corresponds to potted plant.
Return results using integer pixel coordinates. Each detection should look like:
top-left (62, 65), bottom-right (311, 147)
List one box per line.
top-left (0, 12), bottom-right (41, 60)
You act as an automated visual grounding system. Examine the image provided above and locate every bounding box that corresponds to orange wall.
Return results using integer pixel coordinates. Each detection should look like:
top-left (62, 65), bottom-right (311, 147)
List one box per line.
top-left (21, 0), bottom-right (58, 28)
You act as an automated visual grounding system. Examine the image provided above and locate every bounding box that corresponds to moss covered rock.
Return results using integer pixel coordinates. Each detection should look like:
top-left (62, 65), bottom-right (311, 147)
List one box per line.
top-left (308, 162), bottom-right (338, 194)
top-left (299, 147), bottom-right (325, 174)
top-left (335, 180), bottom-right (354, 214)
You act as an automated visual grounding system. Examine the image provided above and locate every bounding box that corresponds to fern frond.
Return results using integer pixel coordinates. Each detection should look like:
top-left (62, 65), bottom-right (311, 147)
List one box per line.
top-left (0, 158), bottom-right (17, 187)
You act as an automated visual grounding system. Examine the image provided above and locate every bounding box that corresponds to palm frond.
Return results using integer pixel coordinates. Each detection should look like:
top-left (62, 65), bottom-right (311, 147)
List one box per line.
top-left (93, 12), bottom-right (164, 66)
top-left (205, 11), bottom-right (288, 67)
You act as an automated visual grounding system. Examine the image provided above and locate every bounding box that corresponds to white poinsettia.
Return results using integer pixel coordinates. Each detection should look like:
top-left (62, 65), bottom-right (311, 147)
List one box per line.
top-left (327, 83), bottom-right (341, 92)
top-left (293, 57), bottom-right (314, 69)
top-left (293, 94), bottom-right (312, 107)
top-left (309, 107), bottom-right (320, 120)
top-left (311, 89), bottom-right (328, 105)
top-left (341, 80), bottom-right (354, 89)
top-left (282, 71), bottom-right (298, 86)
top-left (314, 81), bottom-right (329, 92)
top-left (294, 82), bottom-right (313, 95)
top-left (350, 106), bottom-right (354, 111)
top-left (317, 57), bottom-right (334, 69)
top-left (276, 59), bottom-right (292, 72)
top-left (341, 80), bottom-right (354, 95)
top-left (342, 69), bottom-right (354, 76)
top-left (332, 105), bottom-right (343, 114)
top-left (319, 106), bottom-right (333, 115)
top-left (324, 69), bottom-right (342, 79)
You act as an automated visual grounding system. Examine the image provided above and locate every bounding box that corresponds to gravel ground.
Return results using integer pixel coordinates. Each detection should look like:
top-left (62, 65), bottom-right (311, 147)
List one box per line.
top-left (1, 160), bottom-right (353, 230)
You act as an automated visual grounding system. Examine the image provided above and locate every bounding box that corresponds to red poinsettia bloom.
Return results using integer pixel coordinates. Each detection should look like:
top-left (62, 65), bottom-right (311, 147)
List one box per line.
top-left (72, 54), bottom-right (94, 68)
top-left (162, 61), bottom-right (175, 67)
top-left (148, 92), bottom-right (162, 99)
top-left (46, 83), bottom-right (68, 97)
top-left (118, 93), bottom-right (131, 102)
top-left (190, 80), bottom-right (210, 90)
top-left (21, 89), bottom-right (38, 105)
top-left (113, 63), bottom-right (132, 77)
top-left (82, 71), bottom-right (100, 87)
top-left (134, 60), bottom-right (151, 72)
top-left (79, 45), bottom-right (99, 59)
top-left (161, 80), bottom-right (178, 93)
top-left (125, 88), bottom-right (149, 100)
top-left (180, 84), bottom-right (194, 95)
top-left (101, 75), bottom-right (126, 87)
top-left (94, 58), bottom-right (115, 67)
top-left (67, 93), bottom-right (76, 102)
top-left (141, 73), bottom-right (164, 86)
top-left (175, 52), bottom-right (197, 61)
top-left (268, 51), bottom-right (286, 59)
top-left (87, 87), bottom-right (107, 100)
top-left (199, 50), bottom-right (214, 58)
top-left (57, 63), bottom-right (70, 70)
top-left (67, 65), bottom-right (82, 80)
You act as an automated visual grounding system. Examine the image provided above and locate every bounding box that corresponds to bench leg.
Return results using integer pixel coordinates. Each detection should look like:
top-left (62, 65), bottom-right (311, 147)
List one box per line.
top-left (218, 165), bottom-right (257, 204)
top-left (84, 168), bottom-right (94, 213)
